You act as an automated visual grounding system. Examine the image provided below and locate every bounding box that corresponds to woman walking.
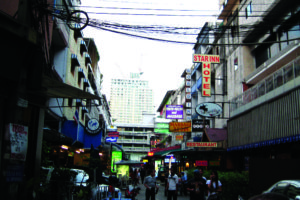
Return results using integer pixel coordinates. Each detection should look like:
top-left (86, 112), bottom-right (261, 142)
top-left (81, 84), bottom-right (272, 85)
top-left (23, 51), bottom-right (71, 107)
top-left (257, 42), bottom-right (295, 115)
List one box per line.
top-left (206, 170), bottom-right (222, 200)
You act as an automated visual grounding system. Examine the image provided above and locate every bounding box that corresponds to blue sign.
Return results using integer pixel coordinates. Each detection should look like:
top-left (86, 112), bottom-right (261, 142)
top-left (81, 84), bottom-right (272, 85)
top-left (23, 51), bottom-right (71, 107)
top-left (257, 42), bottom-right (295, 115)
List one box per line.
top-left (106, 137), bottom-right (117, 143)
top-left (166, 105), bottom-right (183, 119)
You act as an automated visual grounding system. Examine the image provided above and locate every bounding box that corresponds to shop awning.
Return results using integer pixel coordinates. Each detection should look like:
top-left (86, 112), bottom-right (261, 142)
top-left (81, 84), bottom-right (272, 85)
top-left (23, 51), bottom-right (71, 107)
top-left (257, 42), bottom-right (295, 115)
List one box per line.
top-left (205, 128), bottom-right (227, 142)
top-left (40, 75), bottom-right (101, 100)
top-left (115, 160), bottom-right (144, 166)
top-left (154, 148), bottom-right (182, 156)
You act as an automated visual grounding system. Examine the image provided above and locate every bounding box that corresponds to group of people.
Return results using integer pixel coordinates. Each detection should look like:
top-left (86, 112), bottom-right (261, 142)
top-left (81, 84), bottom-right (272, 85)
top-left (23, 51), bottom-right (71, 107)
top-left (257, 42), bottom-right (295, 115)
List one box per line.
top-left (143, 166), bottom-right (222, 200)
top-left (129, 167), bottom-right (146, 186)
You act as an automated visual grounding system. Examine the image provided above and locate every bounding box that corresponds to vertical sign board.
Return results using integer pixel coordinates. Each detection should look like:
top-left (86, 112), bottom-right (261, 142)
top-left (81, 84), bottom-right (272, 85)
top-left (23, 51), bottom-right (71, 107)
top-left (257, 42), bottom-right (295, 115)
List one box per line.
top-left (5, 124), bottom-right (28, 161)
top-left (111, 151), bottom-right (122, 173)
top-left (193, 54), bottom-right (220, 97)
top-left (185, 69), bottom-right (192, 121)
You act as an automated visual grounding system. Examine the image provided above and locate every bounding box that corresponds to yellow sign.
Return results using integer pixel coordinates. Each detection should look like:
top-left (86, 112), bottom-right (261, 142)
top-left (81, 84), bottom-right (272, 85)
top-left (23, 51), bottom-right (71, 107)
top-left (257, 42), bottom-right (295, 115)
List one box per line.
top-left (176, 135), bottom-right (183, 140)
top-left (169, 122), bottom-right (191, 132)
top-left (186, 142), bottom-right (217, 147)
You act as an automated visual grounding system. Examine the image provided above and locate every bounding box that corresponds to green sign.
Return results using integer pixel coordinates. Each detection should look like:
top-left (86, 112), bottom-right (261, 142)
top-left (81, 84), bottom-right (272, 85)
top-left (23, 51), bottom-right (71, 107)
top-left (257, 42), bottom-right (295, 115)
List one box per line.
top-left (154, 128), bottom-right (170, 134)
top-left (111, 151), bottom-right (122, 173)
top-left (155, 123), bottom-right (169, 129)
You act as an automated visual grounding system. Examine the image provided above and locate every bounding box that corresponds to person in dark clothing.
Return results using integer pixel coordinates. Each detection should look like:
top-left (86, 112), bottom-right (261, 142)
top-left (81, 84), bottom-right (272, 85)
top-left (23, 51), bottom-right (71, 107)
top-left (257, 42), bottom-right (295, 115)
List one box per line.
top-left (186, 170), bottom-right (207, 200)
top-left (144, 169), bottom-right (159, 200)
top-left (164, 167), bottom-right (169, 196)
top-left (140, 166), bottom-right (146, 184)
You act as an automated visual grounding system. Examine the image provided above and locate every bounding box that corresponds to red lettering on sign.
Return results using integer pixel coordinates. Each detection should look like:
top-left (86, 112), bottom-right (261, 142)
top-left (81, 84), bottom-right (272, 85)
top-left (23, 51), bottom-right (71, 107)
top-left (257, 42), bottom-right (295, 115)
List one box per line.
top-left (203, 84), bottom-right (210, 89)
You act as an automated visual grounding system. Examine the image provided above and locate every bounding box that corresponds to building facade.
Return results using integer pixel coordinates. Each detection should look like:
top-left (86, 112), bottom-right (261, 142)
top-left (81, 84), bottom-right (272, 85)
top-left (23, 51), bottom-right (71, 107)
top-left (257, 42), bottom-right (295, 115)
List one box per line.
top-left (110, 73), bottom-right (154, 124)
top-left (114, 113), bottom-right (155, 161)
top-left (216, 0), bottom-right (300, 194)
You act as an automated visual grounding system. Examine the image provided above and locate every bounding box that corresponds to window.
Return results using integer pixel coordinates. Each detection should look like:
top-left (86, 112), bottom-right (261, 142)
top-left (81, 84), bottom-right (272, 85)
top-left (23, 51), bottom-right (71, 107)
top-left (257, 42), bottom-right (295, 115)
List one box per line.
top-left (245, 1), bottom-right (253, 19)
top-left (271, 182), bottom-right (289, 195)
top-left (274, 70), bottom-right (283, 89)
top-left (295, 58), bottom-right (300, 78)
top-left (265, 76), bottom-right (274, 93)
top-left (286, 184), bottom-right (300, 199)
top-left (68, 98), bottom-right (73, 108)
top-left (288, 24), bottom-right (300, 41)
top-left (234, 58), bottom-right (238, 71)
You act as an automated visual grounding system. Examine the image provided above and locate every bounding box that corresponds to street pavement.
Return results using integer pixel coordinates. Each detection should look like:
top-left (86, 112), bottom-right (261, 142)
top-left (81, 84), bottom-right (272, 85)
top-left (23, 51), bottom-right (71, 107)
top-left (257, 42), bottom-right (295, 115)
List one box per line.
top-left (134, 179), bottom-right (190, 200)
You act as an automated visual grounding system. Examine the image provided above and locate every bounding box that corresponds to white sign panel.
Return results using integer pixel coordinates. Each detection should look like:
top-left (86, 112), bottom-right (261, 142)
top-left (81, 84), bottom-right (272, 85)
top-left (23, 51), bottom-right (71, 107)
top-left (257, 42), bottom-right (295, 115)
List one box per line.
top-left (7, 124), bottom-right (28, 161)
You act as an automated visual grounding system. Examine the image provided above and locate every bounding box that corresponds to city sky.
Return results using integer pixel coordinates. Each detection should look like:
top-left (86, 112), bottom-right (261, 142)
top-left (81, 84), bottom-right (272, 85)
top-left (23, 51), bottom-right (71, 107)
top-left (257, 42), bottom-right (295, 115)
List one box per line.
top-left (81, 0), bottom-right (219, 111)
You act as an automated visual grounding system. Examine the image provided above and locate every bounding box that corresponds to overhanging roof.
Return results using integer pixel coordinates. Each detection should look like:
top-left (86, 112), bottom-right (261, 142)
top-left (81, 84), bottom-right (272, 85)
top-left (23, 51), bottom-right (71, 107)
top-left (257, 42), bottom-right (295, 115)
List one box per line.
top-left (154, 148), bottom-right (182, 156)
top-left (205, 128), bottom-right (227, 142)
top-left (115, 160), bottom-right (144, 166)
top-left (41, 75), bottom-right (101, 100)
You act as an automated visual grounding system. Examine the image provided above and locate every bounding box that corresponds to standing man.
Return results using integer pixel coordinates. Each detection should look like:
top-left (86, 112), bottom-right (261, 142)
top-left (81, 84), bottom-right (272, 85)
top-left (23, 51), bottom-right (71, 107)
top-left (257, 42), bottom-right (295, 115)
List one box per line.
top-left (144, 169), bottom-right (159, 200)
top-left (167, 166), bottom-right (179, 200)
top-left (186, 170), bottom-right (207, 200)
top-left (140, 166), bottom-right (146, 184)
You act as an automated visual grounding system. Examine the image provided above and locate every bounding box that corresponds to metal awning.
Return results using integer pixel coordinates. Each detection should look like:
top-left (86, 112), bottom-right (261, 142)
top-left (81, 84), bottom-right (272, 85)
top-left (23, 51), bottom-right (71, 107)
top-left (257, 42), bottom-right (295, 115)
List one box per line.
top-left (154, 148), bottom-right (182, 156)
top-left (40, 75), bottom-right (101, 100)
top-left (115, 160), bottom-right (144, 166)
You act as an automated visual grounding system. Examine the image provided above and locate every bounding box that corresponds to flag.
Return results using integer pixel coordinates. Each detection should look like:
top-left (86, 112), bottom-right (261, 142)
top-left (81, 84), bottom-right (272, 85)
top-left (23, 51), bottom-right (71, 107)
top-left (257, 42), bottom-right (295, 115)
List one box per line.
top-left (73, 109), bottom-right (79, 124)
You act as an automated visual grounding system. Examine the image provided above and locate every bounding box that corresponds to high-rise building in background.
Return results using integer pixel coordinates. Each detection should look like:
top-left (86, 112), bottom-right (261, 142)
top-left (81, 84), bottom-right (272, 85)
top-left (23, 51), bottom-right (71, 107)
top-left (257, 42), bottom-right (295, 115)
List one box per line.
top-left (110, 73), bottom-right (154, 123)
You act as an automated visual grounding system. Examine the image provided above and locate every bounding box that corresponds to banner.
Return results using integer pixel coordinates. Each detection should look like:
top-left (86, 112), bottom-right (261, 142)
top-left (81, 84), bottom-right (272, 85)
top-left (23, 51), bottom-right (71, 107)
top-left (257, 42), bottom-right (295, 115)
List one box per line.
top-left (169, 122), bottom-right (191, 132)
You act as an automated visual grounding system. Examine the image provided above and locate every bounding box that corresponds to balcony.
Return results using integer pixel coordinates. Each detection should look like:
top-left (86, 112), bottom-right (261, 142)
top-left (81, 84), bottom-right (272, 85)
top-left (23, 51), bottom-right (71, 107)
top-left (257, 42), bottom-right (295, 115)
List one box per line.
top-left (121, 147), bottom-right (150, 152)
top-left (116, 138), bottom-right (149, 144)
top-left (118, 131), bottom-right (152, 135)
top-left (230, 56), bottom-right (300, 117)
top-left (52, 17), bottom-right (69, 47)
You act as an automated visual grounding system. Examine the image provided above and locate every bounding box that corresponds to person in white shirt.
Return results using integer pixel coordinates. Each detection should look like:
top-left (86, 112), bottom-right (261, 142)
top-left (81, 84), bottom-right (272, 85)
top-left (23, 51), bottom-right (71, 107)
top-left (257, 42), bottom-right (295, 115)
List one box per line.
top-left (167, 167), bottom-right (179, 200)
top-left (206, 170), bottom-right (222, 200)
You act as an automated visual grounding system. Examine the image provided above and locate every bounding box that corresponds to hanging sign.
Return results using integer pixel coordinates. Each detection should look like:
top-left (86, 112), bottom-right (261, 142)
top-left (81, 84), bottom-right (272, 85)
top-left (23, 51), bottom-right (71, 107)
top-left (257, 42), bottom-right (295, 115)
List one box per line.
top-left (85, 118), bottom-right (101, 135)
top-left (193, 54), bottom-right (220, 97)
top-left (187, 142), bottom-right (217, 147)
top-left (6, 124), bottom-right (28, 161)
top-left (195, 103), bottom-right (222, 118)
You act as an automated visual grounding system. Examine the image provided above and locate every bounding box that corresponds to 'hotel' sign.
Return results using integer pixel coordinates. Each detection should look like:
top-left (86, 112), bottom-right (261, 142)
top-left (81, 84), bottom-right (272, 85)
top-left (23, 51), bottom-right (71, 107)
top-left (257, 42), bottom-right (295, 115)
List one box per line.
top-left (193, 54), bottom-right (220, 97)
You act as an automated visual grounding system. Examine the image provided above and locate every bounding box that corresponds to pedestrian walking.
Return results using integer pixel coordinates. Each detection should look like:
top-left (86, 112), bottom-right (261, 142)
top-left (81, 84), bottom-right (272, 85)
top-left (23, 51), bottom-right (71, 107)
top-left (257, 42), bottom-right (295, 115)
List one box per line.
top-left (167, 166), bottom-right (178, 200)
top-left (144, 169), bottom-right (159, 200)
top-left (140, 166), bottom-right (146, 184)
top-left (186, 169), bottom-right (207, 200)
top-left (206, 170), bottom-right (222, 200)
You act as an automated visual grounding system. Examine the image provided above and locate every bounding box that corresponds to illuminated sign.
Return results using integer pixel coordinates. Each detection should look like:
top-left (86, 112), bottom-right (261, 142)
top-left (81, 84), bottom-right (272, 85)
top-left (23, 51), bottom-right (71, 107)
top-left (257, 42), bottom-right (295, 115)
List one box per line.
top-left (143, 159), bottom-right (148, 163)
top-left (164, 158), bottom-right (176, 163)
top-left (192, 119), bottom-right (210, 131)
top-left (186, 142), bottom-right (217, 147)
top-left (169, 122), bottom-right (191, 132)
top-left (195, 160), bottom-right (208, 166)
top-left (176, 135), bottom-right (183, 140)
top-left (111, 151), bottom-right (122, 173)
top-left (106, 137), bottom-right (117, 143)
top-left (155, 123), bottom-right (169, 129)
top-left (148, 152), bottom-right (154, 156)
top-left (202, 62), bottom-right (211, 96)
top-left (166, 105), bottom-right (183, 119)
top-left (108, 132), bottom-right (119, 137)
top-left (209, 161), bottom-right (220, 166)
top-left (193, 54), bottom-right (220, 97)
top-left (154, 128), bottom-right (170, 134)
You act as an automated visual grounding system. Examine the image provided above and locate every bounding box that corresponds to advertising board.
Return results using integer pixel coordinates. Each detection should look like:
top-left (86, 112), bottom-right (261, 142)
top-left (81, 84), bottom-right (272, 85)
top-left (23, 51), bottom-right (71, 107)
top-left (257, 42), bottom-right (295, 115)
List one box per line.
top-left (166, 105), bottom-right (183, 119)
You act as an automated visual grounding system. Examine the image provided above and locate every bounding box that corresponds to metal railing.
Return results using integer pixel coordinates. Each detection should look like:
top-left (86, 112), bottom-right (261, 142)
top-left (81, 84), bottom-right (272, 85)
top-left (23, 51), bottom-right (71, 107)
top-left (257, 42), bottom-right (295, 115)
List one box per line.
top-left (230, 57), bottom-right (300, 113)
